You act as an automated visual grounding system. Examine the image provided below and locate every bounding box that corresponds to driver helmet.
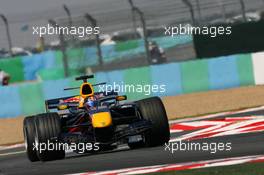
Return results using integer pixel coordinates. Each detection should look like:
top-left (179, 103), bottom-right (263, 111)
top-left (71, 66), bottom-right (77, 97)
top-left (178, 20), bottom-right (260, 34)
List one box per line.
top-left (85, 96), bottom-right (96, 108)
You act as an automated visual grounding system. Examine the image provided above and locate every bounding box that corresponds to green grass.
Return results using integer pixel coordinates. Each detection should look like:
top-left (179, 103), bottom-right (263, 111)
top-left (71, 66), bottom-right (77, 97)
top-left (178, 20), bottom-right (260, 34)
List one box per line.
top-left (147, 162), bottom-right (264, 175)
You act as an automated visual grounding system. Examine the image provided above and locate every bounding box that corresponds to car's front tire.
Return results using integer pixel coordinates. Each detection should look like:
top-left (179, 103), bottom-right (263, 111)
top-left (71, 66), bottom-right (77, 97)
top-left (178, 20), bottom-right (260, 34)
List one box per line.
top-left (136, 97), bottom-right (170, 147)
top-left (23, 116), bottom-right (39, 162)
top-left (34, 113), bottom-right (65, 161)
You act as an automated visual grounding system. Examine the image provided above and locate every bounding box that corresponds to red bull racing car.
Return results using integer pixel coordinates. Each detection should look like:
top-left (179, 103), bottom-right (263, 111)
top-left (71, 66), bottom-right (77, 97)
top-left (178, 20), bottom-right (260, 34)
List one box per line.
top-left (23, 75), bottom-right (170, 162)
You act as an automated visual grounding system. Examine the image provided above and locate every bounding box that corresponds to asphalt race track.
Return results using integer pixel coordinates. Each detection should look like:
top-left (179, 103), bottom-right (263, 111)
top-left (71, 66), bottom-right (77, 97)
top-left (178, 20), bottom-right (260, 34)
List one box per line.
top-left (1, 109), bottom-right (264, 175)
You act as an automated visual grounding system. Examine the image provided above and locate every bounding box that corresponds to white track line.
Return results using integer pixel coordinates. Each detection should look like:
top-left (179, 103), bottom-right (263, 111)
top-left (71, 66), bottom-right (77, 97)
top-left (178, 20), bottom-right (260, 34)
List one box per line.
top-left (69, 154), bottom-right (264, 175)
top-left (0, 150), bottom-right (26, 157)
top-left (0, 143), bottom-right (25, 151)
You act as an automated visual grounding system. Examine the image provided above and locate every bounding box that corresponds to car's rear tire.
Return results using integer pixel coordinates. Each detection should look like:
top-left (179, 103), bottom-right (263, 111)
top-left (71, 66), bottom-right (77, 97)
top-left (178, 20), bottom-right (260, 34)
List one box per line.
top-left (23, 116), bottom-right (39, 162)
top-left (136, 97), bottom-right (170, 147)
top-left (34, 113), bottom-right (65, 161)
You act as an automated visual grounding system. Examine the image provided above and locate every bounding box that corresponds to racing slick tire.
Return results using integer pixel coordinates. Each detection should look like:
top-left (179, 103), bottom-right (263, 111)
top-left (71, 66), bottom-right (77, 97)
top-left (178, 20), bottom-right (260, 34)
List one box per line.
top-left (34, 113), bottom-right (65, 161)
top-left (23, 116), bottom-right (39, 162)
top-left (135, 97), bottom-right (170, 147)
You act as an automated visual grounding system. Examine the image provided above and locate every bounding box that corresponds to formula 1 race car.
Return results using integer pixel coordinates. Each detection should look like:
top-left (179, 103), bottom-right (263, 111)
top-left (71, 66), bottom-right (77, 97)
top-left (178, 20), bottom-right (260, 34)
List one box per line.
top-left (23, 75), bottom-right (170, 162)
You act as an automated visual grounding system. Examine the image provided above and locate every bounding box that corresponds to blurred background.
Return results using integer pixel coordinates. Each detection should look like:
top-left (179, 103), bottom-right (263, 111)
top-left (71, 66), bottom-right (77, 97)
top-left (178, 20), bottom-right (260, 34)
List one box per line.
top-left (0, 0), bottom-right (264, 118)
top-left (0, 0), bottom-right (263, 81)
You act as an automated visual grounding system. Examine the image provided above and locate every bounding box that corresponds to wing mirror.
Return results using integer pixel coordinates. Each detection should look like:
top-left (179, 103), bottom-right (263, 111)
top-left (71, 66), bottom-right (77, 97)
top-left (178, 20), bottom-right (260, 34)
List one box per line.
top-left (116, 95), bottom-right (127, 101)
top-left (57, 104), bottom-right (68, 110)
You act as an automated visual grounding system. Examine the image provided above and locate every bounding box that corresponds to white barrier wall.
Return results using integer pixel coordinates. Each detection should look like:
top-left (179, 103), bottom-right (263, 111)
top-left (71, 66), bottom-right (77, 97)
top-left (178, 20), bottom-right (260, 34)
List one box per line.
top-left (252, 52), bottom-right (264, 85)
